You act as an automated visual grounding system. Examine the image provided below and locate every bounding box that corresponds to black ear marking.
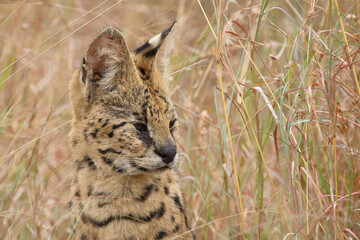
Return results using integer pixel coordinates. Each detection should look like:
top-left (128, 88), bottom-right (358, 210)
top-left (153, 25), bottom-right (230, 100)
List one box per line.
top-left (161, 21), bottom-right (176, 39)
top-left (134, 21), bottom-right (176, 58)
top-left (134, 41), bottom-right (151, 55)
top-left (144, 47), bottom-right (159, 57)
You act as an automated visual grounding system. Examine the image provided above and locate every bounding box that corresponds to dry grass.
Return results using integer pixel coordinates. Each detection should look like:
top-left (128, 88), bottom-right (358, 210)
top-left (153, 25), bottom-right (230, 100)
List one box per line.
top-left (1, 0), bottom-right (360, 239)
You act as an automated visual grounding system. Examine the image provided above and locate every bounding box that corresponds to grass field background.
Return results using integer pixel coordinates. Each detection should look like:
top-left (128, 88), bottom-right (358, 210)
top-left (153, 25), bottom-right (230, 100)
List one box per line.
top-left (1, 0), bottom-right (359, 239)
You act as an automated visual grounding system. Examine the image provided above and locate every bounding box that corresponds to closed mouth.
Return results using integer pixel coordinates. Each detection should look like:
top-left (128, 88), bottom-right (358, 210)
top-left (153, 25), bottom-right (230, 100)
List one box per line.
top-left (153, 165), bottom-right (170, 172)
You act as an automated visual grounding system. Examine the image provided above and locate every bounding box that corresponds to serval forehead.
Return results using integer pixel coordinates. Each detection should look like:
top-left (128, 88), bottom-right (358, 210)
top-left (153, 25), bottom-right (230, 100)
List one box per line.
top-left (89, 84), bottom-right (173, 122)
top-left (146, 88), bottom-right (174, 120)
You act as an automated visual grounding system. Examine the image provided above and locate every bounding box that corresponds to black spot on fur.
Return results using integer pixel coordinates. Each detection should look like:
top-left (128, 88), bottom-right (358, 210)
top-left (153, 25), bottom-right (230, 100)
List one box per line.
top-left (81, 202), bottom-right (165, 227)
top-left (130, 161), bottom-right (149, 172)
top-left (158, 95), bottom-right (169, 105)
top-left (98, 148), bottom-right (122, 154)
top-left (154, 231), bottom-right (167, 240)
top-left (164, 186), bottom-right (169, 195)
top-left (102, 156), bottom-right (114, 166)
top-left (107, 131), bottom-right (114, 138)
top-left (87, 185), bottom-right (93, 196)
top-left (172, 189), bottom-right (191, 232)
top-left (75, 190), bottom-right (80, 197)
top-left (68, 200), bottom-right (73, 209)
top-left (90, 128), bottom-right (99, 138)
top-left (98, 202), bottom-right (111, 208)
top-left (93, 192), bottom-right (109, 196)
top-left (172, 194), bottom-right (184, 214)
top-left (112, 122), bottom-right (126, 129)
top-left (81, 233), bottom-right (88, 240)
top-left (101, 119), bottom-right (109, 128)
top-left (135, 184), bottom-right (154, 202)
top-left (157, 202), bottom-right (165, 218)
top-left (139, 68), bottom-right (146, 75)
top-left (84, 156), bottom-right (96, 170)
top-left (81, 214), bottom-right (88, 224)
top-left (172, 224), bottom-right (180, 233)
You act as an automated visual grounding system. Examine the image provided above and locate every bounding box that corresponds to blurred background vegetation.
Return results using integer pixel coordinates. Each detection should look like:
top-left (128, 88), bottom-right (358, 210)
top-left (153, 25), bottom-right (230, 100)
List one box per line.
top-left (0, 0), bottom-right (359, 239)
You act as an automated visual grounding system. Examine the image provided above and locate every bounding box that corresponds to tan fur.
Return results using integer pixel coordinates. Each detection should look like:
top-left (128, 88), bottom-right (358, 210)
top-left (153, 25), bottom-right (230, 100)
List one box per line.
top-left (68, 26), bottom-right (194, 240)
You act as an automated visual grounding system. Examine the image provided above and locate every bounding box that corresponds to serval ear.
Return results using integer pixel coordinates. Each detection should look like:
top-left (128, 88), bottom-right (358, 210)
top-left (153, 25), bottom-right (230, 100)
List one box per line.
top-left (133, 22), bottom-right (176, 84)
top-left (81, 27), bottom-right (138, 91)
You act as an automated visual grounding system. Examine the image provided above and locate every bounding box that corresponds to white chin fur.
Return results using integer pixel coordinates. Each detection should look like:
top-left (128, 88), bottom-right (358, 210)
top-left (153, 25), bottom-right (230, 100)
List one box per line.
top-left (125, 154), bottom-right (177, 175)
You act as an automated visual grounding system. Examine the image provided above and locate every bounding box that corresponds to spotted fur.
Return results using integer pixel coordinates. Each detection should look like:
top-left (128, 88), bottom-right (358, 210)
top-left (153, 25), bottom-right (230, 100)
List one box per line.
top-left (69, 23), bottom-right (195, 239)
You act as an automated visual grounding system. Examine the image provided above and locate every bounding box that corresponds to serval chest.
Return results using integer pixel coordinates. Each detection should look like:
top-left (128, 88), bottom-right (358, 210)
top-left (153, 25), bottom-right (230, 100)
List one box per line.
top-left (71, 162), bottom-right (190, 239)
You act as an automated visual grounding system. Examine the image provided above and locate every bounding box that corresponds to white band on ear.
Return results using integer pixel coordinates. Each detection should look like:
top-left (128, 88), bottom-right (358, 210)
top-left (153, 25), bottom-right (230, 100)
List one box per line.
top-left (149, 33), bottom-right (162, 48)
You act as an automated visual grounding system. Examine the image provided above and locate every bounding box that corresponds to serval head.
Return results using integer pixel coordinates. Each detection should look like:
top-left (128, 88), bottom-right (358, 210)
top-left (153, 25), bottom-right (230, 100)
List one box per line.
top-left (69, 23), bottom-right (180, 176)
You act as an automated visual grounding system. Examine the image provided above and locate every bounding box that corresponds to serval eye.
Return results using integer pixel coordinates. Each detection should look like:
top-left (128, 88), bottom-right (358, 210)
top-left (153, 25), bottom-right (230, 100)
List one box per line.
top-left (134, 123), bottom-right (148, 133)
top-left (169, 119), bottom-right (176, 129)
